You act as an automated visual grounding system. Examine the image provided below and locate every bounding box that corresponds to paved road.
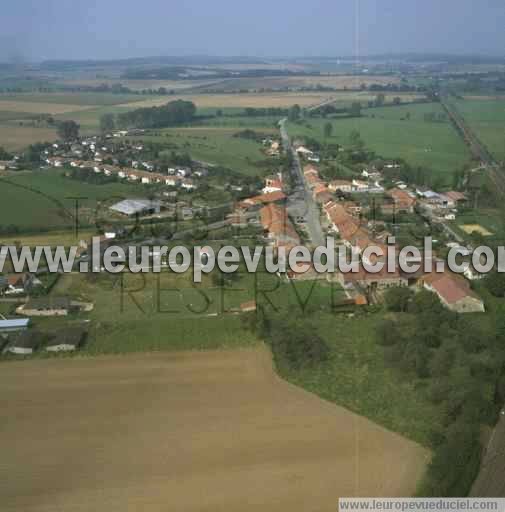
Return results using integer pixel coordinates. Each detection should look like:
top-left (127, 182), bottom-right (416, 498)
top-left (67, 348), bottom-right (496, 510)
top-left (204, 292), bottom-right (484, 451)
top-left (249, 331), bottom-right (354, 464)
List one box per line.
top-left (279, 119), bottom-right (325, 247)
top-left (306, 96), bottom-right (338, 112)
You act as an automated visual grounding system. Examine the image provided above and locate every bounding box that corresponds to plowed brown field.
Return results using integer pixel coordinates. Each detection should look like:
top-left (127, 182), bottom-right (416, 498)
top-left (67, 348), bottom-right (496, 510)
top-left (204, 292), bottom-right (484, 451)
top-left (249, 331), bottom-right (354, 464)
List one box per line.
top-left (0, 347), bottom-right (428, 511)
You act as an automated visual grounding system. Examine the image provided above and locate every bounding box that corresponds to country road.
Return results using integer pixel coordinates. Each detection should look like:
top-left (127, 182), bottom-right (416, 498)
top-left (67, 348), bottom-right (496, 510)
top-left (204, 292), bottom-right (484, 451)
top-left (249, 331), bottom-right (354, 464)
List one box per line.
top-left (279, 119), bottom-right (326, 247)
top-left (441, 96), bottom-right (505, 197)
top-left (471, 411), bottom-right (505, 496)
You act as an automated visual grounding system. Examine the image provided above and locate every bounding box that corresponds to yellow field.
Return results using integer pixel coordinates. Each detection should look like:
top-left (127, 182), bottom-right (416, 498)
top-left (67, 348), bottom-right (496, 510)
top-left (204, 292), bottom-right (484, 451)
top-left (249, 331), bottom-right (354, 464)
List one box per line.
top-left (118, 92), bottom-right (340, 109)
top-left (0, 347), bottom-right (428, 511)
top-left (0, 125), bottom-right (57, 151)
top-left (460, 224), bottom-right (493, 236)
top-left (0, 100), bottom-right (97, 115)
top-left (53, 78), bottom-right (225, 91)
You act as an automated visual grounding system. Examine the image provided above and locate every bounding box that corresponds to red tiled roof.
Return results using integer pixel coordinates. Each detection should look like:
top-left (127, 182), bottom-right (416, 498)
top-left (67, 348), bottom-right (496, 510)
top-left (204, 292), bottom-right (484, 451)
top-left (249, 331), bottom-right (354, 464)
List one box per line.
top-left (444, 191), bottom-right (466, 202)
top-left (388, 188), bottom-right (416, 209)
top-left (423, 271), bottom-right (479, 304)
top-left (243, 190), bottom-right (286, 206)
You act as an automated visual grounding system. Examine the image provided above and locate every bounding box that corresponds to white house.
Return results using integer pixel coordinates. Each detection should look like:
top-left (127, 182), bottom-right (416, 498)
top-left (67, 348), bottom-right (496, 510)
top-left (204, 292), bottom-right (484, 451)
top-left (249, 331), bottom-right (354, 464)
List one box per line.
top-left (177, 168), bottom-right (191, 177)
top-left (328, 180), bottom-right (353, 193)
top-left (352, 179), bottom-right (369, 192)
top-left (181, 179), bottom-right (197, 191)
top-left (165, 177), bottom-right (178, 186)
top-left (295, 146), bottom-right (313, 156)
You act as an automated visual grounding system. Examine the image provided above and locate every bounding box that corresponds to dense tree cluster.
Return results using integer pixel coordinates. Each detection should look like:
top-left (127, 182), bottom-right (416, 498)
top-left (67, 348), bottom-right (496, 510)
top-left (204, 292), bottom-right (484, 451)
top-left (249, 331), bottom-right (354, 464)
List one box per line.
top-left (56, 120), bottom-right (80, 141)
top-left (380, 288), bottom-right (505, 496)
top-left (116, 100), bottom-right (196, 129)
top-left (243, 311), bottom-right (330, 370)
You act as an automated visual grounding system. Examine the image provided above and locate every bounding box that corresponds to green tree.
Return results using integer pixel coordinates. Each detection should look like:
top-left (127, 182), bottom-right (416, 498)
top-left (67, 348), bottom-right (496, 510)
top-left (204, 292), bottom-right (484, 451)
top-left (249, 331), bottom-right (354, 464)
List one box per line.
top-left (484, 271), bottom-right (505, 297)
top-left (375, 93), bottom-right (386, 107)
top-left (323, 122), bottom-right (333, 138)
top-left (349, 129), bottom-right (364, 150)
top-left (393, 96), bottom-right (402, 105)
top-left (376, 319), bottom-right (400, 347)
top-left (288, 104), bottom-right (301, 122)
top-left (57, 120), bottom-right (80, 141)
top-left (99, 113), bottom-right (116, 134)
top-left (349, 102), bottom-right (362, 117)
top-left (409, 289), bottom-right (442, 314)
top-left (384, 287), bottom-right (414, 312)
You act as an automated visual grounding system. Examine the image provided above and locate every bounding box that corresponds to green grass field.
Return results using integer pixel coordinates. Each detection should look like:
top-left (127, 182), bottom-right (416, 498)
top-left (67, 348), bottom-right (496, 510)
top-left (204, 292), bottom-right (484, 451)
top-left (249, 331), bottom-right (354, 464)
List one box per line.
top-left (450, 208), bottom-right (505, 241)
top-left (0, 170), bottom-right (139, 230)
top-left (128, 126), bottom-right (277, 175)
top-left (454, 98), bottom-right (505, 161)
top-left (39, 270), bottom-right (345, 355)
top-left (278, 312), bottom-right (444, 446)
top-left (289, 103), bottom-right (470, 178)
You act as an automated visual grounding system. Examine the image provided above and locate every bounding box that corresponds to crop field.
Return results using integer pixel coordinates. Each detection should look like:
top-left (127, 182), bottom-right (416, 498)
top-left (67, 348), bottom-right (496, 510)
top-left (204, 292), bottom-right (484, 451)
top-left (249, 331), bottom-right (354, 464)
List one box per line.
top-left (0, 92), bottom-right (150, 107)
top-left (0, 99), bottom-right (99, 114)
top-left (198, 74), bottom-right (402, 92)
top-left (288, 103), bottom-right (470, 180)
top-left (0, 347), bottom-right (428, 512)
top-left (454, 98), bottom-right (505, 161)
top-left (52, 78), bottom-right (227, 92)
top-left (0, 170), bottom-right (139, 230)
top-left (117, 92), bottom-right (339, 109)
top-left (0, 124), bottom-right (58, 151)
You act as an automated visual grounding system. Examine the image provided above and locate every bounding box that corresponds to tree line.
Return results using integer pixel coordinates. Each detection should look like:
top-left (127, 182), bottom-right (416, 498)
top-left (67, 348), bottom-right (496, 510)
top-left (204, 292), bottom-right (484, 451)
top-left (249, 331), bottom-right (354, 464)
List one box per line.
top-left (98, 100), bottom-right (197, 131)
top-left (380, 287), bottom-right (505, 496)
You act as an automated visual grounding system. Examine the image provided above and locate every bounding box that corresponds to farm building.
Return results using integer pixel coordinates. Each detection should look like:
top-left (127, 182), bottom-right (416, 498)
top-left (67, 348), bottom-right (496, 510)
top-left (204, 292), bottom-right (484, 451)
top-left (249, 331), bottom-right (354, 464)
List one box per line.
top-left (0, 318), bottom-right (30, 334)
top-left (110, 199), bottom-right (162, 217)
top-left (422, 272), bottom-right (485, 313)
top-left (384, 188), bottom-right (416, 214)
top-left (19, 297), bottom-right (72, 317)
top-left (240, 301), bottom-right (257, 313)
top-left (45, 327), bottom-right (87, 352)
top-left (6, 331), bottom-right (42, 355)
top-left (1, 273), bottom-right (41, 295)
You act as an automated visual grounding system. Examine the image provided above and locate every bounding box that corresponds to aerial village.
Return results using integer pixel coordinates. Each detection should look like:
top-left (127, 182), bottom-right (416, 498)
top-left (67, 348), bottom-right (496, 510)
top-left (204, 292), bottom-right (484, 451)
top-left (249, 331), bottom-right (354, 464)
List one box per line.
top-left (0, 129), bottom-right (487, 356)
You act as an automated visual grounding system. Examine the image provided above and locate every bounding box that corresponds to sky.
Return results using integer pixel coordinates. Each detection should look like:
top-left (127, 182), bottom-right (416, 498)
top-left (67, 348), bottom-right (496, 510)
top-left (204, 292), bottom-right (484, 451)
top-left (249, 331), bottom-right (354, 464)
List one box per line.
top-left (2, 0), bottom-right (505, 62)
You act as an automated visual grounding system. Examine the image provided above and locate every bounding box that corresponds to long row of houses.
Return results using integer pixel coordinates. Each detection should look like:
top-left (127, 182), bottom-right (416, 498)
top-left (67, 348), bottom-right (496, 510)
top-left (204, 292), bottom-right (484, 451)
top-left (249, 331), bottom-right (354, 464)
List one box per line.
top-left (47, 158), bottom-right (199, 190)
top-left (301, 163), bottom-right (485, 314)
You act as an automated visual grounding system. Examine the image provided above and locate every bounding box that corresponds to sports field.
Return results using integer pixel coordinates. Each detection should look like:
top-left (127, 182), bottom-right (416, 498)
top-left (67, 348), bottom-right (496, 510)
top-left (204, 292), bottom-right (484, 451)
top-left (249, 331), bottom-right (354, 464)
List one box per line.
top-left (0, 347), bottom-right (428, 512)
top-left (460, 224), bottom-right (493, 236)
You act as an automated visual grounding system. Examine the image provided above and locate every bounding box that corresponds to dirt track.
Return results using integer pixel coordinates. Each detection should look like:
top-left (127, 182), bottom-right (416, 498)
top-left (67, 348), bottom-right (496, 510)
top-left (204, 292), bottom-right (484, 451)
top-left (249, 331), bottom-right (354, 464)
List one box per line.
top-left (0, 347), bottom-right (428, 511)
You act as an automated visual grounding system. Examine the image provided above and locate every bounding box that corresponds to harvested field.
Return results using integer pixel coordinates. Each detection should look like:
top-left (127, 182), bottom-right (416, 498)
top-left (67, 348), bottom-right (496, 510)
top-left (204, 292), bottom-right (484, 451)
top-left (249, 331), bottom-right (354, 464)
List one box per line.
top-left (117, 92), bottom-right (338, 109)
top-left (0, 347), bottom-right (428, 511)
top-left (199, 75), bottom-right (401, 92)
top-left (0, 125), bottom-right (57, 151)
top-left (53, 78), bottom-right (227, 92)
top-left (0, 100), bottom-right (96, 114)
top-left (460, 224), bottom-right (493, 236)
